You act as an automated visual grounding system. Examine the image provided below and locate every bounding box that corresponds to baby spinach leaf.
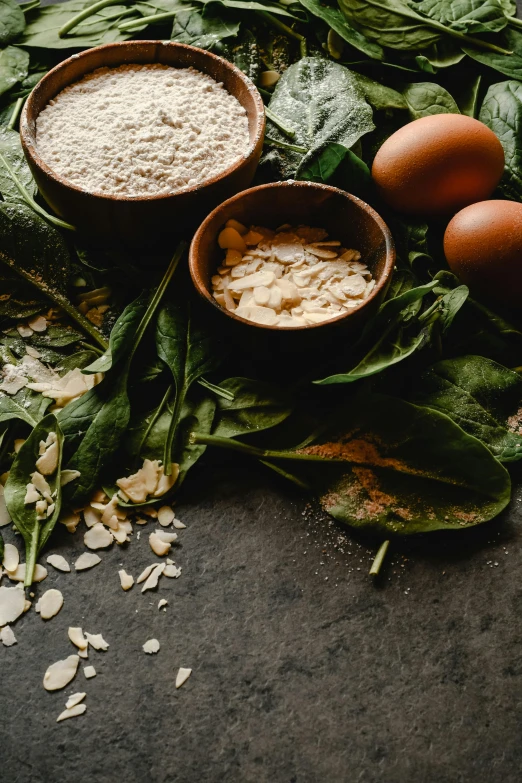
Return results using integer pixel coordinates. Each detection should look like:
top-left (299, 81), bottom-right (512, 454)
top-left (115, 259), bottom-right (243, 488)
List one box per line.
top-left (19, 0), bottom-right (134, 48)
top-left (407, 355), bottom-right (522, 461)
top-left (462, 29), bottom-right (522, 80)
top-left (0, 0), bottom-right (26, 46)
top-left (212, 377), bottom-right (293, 438)
top-left (156, 294), bottom-right (221, 472)
top-left (453, 72), bottom-right (482, 117)
top-left (338, 0), bottom-right (442, 51)
top-left (0, 46), bottom-right (29, 97)
top-left (265, 57), bottom-right (374, 178)
top-left (82, 293), bottom-right (149, 374)
top-left (0, 126), bottom-right (35, 201)
top-left (402, 81), bottom-right (460, 118)
top-left (176, 394), bottom-right (216, 487)
top-left (415, 38), bottom-right (466, 69)
top-left (479, 80), bottom-right (522, 200)
top-left (298, 0), bottom-right (384, 59)
top-left (352, 72), bottom-right (408, 110)
top-left (4, 413), bottom-right (63, 586)
top-left (0, 386), bottom-right (52, 428)
top-left (226, 29), bottom-right (260, 82)
top-left (416, 0), bottom-right (508, 34)
top-left (390, 217), bottom-right (433, 276)
top-left (171, 7), bottom-right (240, 48)
top-left (298, 143), bottom-right (374, 200)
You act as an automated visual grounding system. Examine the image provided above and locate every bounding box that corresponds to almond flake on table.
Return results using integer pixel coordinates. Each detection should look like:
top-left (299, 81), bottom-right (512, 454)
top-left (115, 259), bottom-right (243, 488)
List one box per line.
top-left (43, 655), bottom-right (80, 691)
top-left (83, 666), bottom-right (96, 679)
top-left (0, 625), bottom-right (17, 647)
top-left (85, 632), bottom-right (109, 651)
top-left (149, 532), bottom-right (171, 557)
top-left (175, 667), bottom-right (192, 689)
top-left (172, 518), bottom-right (186, 530)
top-left (143, 638), bottom-right (160, 654)
top-left (57, 703), bottom-right (87, 722)
top-left (66, 692), bottom-right (86, 709)
top-left (84, 523), bottom-right (114, 550)
top-left (141, 563), bottom-right (165, 593)
top-left (68, 627), bottom-right (88, 650)
top-left (2, 543), bottom-right (19, 573)
top-left (157, 505), bottom-right (175, 527)
top-left (60, 512), bottom-right (81, 533)
top-left (35, 588), bottom-right (64, 620)
top-left (46, 554), bottom-right (71, 572)
top-left (119, 570), bottom-right (134, 591)
top-left (136, 564), bottom-right (155, 584)
top-left (74, 552), bottom-right (102, 571)
top-left (164, 564), bottom-right (182, 578)
top-left (158, 599), bottom-right (168, 610)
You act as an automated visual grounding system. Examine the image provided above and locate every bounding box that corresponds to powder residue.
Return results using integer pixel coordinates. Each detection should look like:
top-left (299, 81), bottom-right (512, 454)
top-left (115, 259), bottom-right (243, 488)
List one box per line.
top-left (36, 64), bottom-right (250, 197)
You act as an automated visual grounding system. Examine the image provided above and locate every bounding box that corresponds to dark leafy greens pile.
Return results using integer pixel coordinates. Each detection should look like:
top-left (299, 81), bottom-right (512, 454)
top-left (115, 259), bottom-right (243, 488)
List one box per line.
top-left (2, 0), bottom-right (522, 581)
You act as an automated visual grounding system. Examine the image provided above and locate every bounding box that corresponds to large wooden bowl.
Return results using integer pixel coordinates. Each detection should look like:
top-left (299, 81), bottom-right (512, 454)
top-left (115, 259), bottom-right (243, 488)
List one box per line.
top-left (189, 182), bottom-right (395, 348)
top-left (20, 41), bottom-right (266, 247)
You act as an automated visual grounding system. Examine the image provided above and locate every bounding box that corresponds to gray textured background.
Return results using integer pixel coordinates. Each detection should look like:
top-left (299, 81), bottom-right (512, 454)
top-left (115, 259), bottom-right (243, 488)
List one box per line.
top-left (3, 3), bottom-right (522, 782)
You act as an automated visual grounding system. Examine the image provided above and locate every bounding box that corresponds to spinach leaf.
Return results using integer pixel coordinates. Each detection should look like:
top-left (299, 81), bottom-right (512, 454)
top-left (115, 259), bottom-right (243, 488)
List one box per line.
top-left (0, 46), bottom-right (29, 98)
top-left (171, 7), bottom-right (240, 49)
top-left (407, 355), bottom-right (522, 461)
top-left (298, 142), bottom-right (374, 200)
top-left (338, 0), bottom-right (442, 51)
top-left (226, 28), bottom-right (260, 82)
top-left (479, 80), bottom-right (522, 200)
top-left (156, 294), bottom-right (221, 472)
top-left (415, 39), bottom-right (466, 70)
top-left (402, 81), bottom-right (460, 118)
top-left (19, 0), bottom-right (133, 48)
top-left (391, 218), bottom-right (433, 276)
top-left (82, 293), bottom-right (149, 374)
top-left (298, 0), bottom-right (384, 59)
top-left (352, 72), bottom-right (407, 110)
top-left (463, 29), bottom-right (522, 80)
top-left (212, 377), bottom-right (293, 438)
top-left (0, 386), bottom-right (52, 428)
top-left (0, 0), bottom-right (26, 46)
top-left (0, 203), bottom-right (107, 349)
top-left (453, 72), bottom-right (482, 117)
top-left (265, 57), bottom-right (374, 178)
top-left (416, 0), bottom-right (508, 34)
top-left (4, 413), bottom-right (63, 586)
top-left (176, 394), bottom-right (216, 487)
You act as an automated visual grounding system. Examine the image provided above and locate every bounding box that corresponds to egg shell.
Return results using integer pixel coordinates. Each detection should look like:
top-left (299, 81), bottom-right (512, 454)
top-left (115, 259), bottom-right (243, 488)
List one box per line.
top-left (444, 200), bottom-right (522, 307)
top-left (372, 115), bottom-right (504, 216)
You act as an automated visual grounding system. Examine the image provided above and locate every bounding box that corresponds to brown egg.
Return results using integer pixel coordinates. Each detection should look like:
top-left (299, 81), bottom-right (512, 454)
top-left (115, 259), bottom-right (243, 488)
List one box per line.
top-left (372, 115), bottom-right (504, 216)
top-left (444, 200), bottom-right (522, 307)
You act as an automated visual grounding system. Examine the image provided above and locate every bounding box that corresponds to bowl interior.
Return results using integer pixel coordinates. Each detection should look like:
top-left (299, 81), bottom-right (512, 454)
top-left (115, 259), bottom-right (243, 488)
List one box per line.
top-left (22, 41), bottom-right (264, 200)
top-left (190, 182), bottom-right (395, 329)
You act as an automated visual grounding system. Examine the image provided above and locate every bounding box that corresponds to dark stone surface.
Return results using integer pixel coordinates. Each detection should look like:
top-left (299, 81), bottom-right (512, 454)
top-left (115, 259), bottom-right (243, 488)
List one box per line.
top-left (2, 460), bottom-right (522, 783)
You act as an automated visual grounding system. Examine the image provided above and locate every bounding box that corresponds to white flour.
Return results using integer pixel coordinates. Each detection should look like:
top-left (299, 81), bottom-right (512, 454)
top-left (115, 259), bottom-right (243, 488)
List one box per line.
top-left (36, 64), bottom-right (250, 197)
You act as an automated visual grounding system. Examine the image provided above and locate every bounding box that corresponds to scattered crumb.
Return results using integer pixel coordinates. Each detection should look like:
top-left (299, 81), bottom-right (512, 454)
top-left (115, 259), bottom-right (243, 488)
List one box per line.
top-left (118, 569), bottom-right (134, 591)
top-left (66, 692), bottom-right (86, 709)
top-left (0, 625), bottom-right (17, 647)
top-left (57, 703), bottom-right (86, 722)
top-left (83, 666), bottom-right (96, 679)
top-left (158, 599), bottom-right (168, 610)
top-left (143, 638), bottom-right (160, 654)
top-left (176, 667), bottom-right (192, 689)
top-left (85, 632), bottom-right (109, 651)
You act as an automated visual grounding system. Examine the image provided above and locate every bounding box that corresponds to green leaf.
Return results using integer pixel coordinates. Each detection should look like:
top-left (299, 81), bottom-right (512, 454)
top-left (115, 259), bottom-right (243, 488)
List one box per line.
top-left (19, 0), bottom-right (133, 48)
top-left (298, 142), bottom-right (374, 200)
top-left (402, 81), bottom-right (460, 119)
top-left (0, 46), bottom-right (29, 97)
top-left (479, 80), bottom-right (522, 200)
top-left (265, 57), bottom-right (374, 178)
top-left (212, 377), bottom-right (293, 438)
top-left (0, 386), bottom-right (52, 428)
top-left (82, 293), bottom-right (148, 374)
top-left (407, 355), bottom-right (522, 462)
top-left (453, 72), bottom-right (482, 117)
top-left (171, 7), bottom-right (240, 48)
top-left (298, 0), bottom-right (384, 59)
top-left (0, 0), bottom-right (26, 46)
top-left (338, 0), bottom-right (442, 51)
top-left (300, 393), bottom-right (511, 535)
top-left (416, 0), bottom-right (508, 34)
top-left (176, 394), bottom-right (216, 487)
top-left (4, 413), bottom-right (63, 586)
top-left (463, 28), bottom-right (522, 80)
top-left (352, 72), bottom-right (407, 110)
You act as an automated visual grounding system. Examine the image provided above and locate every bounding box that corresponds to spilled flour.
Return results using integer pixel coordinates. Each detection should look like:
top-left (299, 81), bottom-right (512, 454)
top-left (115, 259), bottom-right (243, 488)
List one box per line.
top-left (36, 64), bottom-right (250, 197)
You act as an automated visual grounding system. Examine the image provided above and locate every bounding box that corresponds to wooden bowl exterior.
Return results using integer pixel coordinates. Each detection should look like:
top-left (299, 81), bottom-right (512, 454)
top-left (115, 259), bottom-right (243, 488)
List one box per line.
top-left (20, 41), bottom-right (265, 247)
top-left (189, 182), bottom-right (395, 351)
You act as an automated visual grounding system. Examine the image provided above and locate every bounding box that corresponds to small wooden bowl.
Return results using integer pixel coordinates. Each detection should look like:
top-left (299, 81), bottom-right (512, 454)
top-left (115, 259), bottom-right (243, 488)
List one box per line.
top-left (189, 182), bottom-right (395, 342)
top-left (20, 41), bottom-right (265, 247)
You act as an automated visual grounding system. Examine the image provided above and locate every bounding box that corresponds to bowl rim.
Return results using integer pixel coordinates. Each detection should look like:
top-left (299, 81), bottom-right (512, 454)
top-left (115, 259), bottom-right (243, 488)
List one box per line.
top-left (20, 40), bottom-right (266, 203)
top-left (189, 180), bottom-right (396, 332)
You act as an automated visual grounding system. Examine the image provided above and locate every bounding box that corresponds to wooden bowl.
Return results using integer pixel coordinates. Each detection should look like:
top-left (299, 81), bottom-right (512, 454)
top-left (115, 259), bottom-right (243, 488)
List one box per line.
top-left (189, 182), bottom-right (395, 345)
top-left (20, 41), bottom-right (265, 247)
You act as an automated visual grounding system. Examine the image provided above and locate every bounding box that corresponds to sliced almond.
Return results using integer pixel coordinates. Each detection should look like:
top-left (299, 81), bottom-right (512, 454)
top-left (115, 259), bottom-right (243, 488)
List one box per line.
top-left (66, 692), bottom-right (86, 709)
top-left (31, 471), bottom-right (51, 496)
top-left (1, 625), bottom-right (17, 646)
top-left (141, 562), bottom-right (165, 593)
top-left (143, 638), bottom-right (160, 654)
top-left (57, 703), bottom-right (87, 722)
top-left (2, 543), bottom-right (19, 573)
top-left (118, 570), bottom-right (134, 591)
top-left (74, 553), bottom-right (102, 571)
top-left (153, 465), bottom-right (179, 497)
top-left (157, 506), bottom-right (175, 527)
top-left (136, 564), bottom-right (155, 584)
top-left (83, 666), bottom-right (96, 679)
top-left (60, 512), bottom-right (81, 533)
top-left (36, 588), bottom-right (64, 620)
top-left (8, 563), bottom-right (47, 583)
top-left (172, 518), bottom-right (186, 530)
top-left (85, 632), bottom-right (109, 651)
top-left (158, 599), bottom-right (168, 610)
top-left (43, 655), bottom-right (80, 691)
top-left (60, 469), bottom-right (80, 487)
top-left (24, 483), bottom-right (41, 504)
top-left (68, 626), bottom-right (88, 650)
top-left (84, 523), bottom-right (113, 550)
top-left (164, 564), bottom-right (182, 579)
top-left (155, 529), bottom-right (178, 544)
top-left (35, 439), bottom-right (59, 475)
top-left (175, 667), bottom-right (192, 689)
top-left (149, 532), bottom-right (171, 557)
top-left (46, 554), bottom-right (70, 572)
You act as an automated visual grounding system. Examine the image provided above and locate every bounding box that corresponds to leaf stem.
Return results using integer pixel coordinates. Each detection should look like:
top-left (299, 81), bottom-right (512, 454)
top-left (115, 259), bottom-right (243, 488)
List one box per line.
top-left (0, 151), bottom-right (76, 232)
top-left (7, 97), bottom-right (24, 131)
top-left (137, 383), bottom-right (173, 459)
top-left (265, 107), bottom-right (296, 139)
top-left (58, 0), bottom-right (126, 37)
top-left (20, 0), bottom-right (40, 10)
top-left (191, 432), bottom-right (348, 463)
top-left (24, 524), bottom-right (39, 588)
top-left (257, 10), bottom-right (306, 46)
top-left (369, 540), bottom-right (390, 577)
top-left (118, 8), bottom-right (196, 30)
top-left (197, 378), bottom-right (235, 401)
top-left (79, 340), bottom-right (104, 355)
top-left (264, 136), bottom-right (308, 153)
top-left (259, 459), bottom-right (311, 490)
top-left (78, 6), bottom-right (137, 28)
top-left (508, 16), bottom-right (522, 30)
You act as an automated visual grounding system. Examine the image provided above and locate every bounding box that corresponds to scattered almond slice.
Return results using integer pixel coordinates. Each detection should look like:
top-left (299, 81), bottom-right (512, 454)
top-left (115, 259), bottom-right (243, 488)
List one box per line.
top-left (60, 470), bottom-right (80, 487)
top-left (83, 507), bottom-right (101, 528)
top-left (158, 599), bottom-right (168, 610)
top-left (175, 667), bottom-right (192, 689)
top-left (157, 505), bottom-right (175, 527)
top-left (164, 565), bottom-right (182, 579)
top-left (141, 563), bottom-right (165, 593)
top-left (136, 564), bottom-right (155, 584)
top-left (31, 471), bottom-right (51, 496)
top-left (36, 588), bottom-right (64, 620)
top-left (68, 626), bottom-right (88, 650)
top-left (66, 692), bottom-right (86, 709)
top-left (84, 523), bottom-right (113, 550)
top-left (43, 655), bottom-right (80, 691)
top-left (35, 438), bottom-right (59, 475)
top-left (112, 525), bottom-right (128, 544)
top-left (60, 512), bottom-right (81, 533)
top-left (0, 485), bottom-right (10, 527)
top-left (28, 314), bottom-right (47, 332)
top-left (119, 570), bottom-right (134, 591)
top-left (85, 632), bottom-right (109, 651)
top-left (24, 483), bottom-right (40, 504)
top-left (153, 465), bottom-right (179, 497)
top-left (47, 554), bottom-right (70, 572)
top-left (78, 647), bottom-right (89, 659)
top-left (83, 666), bottom-right (96, 679)
top-left (2, 543), bottom-right (19, 573)
top-left (8, 563), bottom-right (47, 583)
top-left (149, 532), bottom-right (171, 557)
top-left (172, 518), bottom-right (186, 530)
top-left (17, 323), bottom-right (33, 338)
top-left (57, 703), bottom-right (86, 722)
top-left (75, 553), bottom-right (102, 571)
top-left (155, 529), bottom-right (178, 544)
top-left (1, 625), bottom-right (17, 646)
top-left (143, 638), bottom-right (160, 654)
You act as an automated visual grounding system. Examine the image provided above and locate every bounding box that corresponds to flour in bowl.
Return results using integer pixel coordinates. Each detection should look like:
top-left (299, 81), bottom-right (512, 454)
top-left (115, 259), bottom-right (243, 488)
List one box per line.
top-left (35, 64), bottom-right (250, 197)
